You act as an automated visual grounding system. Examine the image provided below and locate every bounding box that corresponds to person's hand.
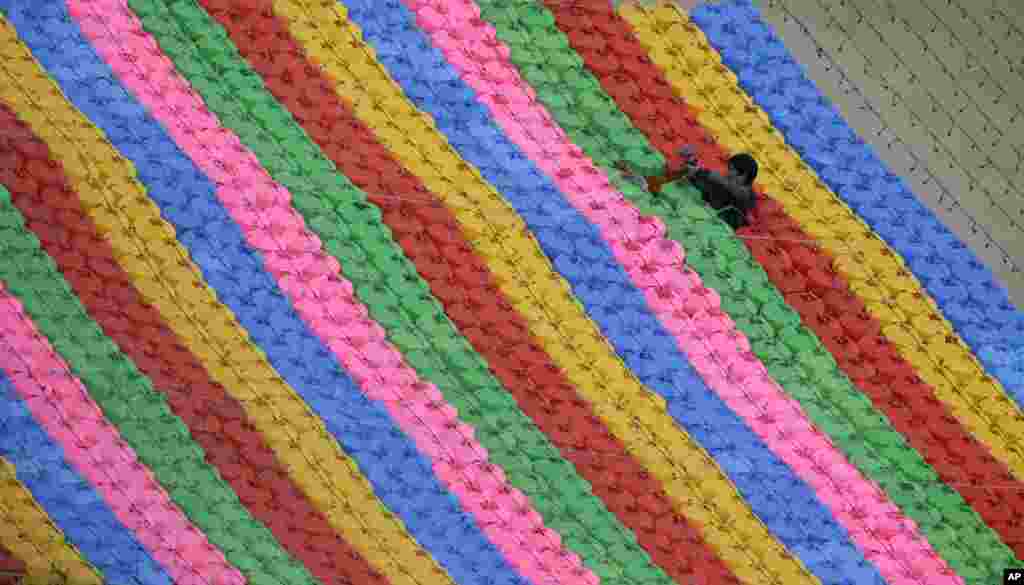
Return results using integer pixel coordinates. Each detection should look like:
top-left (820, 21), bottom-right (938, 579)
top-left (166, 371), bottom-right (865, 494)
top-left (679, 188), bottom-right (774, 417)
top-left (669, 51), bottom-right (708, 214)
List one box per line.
top-left (646, 175), bottom-right (668, 193)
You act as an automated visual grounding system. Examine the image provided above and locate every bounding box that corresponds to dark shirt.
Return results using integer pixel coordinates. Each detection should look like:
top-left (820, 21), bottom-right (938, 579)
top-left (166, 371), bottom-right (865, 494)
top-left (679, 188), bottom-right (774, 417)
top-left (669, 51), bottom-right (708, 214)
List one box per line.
top-left (635, 163), bottom-right (756, 229)
top-left (691, 169), bottom-right (755, 229)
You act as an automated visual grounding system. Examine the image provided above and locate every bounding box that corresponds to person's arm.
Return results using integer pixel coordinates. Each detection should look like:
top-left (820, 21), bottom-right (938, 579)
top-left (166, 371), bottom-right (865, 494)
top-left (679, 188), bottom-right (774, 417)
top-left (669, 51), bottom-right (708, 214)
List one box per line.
top-left (617, 157), bottom-right (715, 193)
top-left (616, 160), bottom-right (684, 193)
top-left (691, 167), bottom-right (727, 187)
top-left (645, 166), bottom-right (689, 193)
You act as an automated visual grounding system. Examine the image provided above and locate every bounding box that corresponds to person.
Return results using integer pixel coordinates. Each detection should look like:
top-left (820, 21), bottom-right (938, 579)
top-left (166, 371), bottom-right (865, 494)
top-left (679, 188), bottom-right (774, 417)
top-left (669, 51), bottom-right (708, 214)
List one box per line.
top-left (618, 148), bottom-right (758, 230)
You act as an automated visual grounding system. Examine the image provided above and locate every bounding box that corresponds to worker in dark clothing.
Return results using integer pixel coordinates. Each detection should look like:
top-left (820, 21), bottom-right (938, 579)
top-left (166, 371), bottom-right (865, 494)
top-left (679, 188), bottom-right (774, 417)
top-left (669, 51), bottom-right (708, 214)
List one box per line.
top-left (618, 147), bottom-right (758, 229)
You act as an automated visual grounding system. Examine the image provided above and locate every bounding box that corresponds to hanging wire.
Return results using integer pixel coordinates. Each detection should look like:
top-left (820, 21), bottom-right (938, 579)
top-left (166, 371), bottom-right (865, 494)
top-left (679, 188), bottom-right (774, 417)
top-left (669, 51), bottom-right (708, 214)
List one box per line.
top-left (329, 179), bottom-right (864, 250)
top-left (383, 0), bottom-right (1021, 271)
top-left (346, 0), bottom-right (1024, 496)
top-left (446, 445), bottom-right (1024, 492)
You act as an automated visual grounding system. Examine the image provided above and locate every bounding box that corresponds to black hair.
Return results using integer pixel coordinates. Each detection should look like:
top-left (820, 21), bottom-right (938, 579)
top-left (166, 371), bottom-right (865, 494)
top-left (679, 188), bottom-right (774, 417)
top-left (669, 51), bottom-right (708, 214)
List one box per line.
top-left (728, 153), bottom-right (758, 185)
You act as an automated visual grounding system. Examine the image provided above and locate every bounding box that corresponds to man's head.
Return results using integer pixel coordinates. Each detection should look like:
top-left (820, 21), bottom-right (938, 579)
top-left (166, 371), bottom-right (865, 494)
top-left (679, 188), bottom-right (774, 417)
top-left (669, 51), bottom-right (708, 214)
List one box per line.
top-left (727, 153), bottom-right (758, 186)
